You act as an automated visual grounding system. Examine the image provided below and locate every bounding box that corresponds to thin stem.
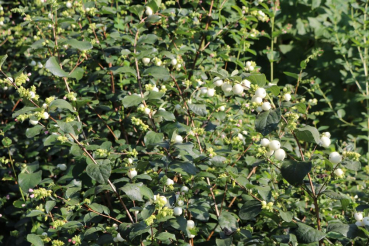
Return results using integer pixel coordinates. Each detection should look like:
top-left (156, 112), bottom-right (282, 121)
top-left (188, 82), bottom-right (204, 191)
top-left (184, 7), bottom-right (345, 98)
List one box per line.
top-left (8, 148), bottom-right (25, 201)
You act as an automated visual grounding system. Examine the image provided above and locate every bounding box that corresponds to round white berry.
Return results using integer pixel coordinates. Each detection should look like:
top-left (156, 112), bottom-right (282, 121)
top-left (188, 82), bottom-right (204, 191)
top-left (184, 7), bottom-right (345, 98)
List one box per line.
top-left (166, 178), bottom-right (174, 186)
top-left (173, 207), bottom-right (183, 216)
top-left (200, 87), bottom-right (208, 94)
top-left (128, 158), bottom-right (133, 164)
top-left (145, 6), bottom-right (153, 16)
top-left (207, 88), bottom-right (215, 97)
top-left (256, 106), bottom-right (263, 112)
top-left (355, 212), bottom-right (363, 221)
top-left (30, 119), bottom-right (38, 125)
top-left (283, 93), bottom-right (291, 102)
top-left (329, 152), bottom-right (342, 164)
top-left (322, 132), bottom-right (331, 138)
top-left (189, 234), bottom-right (195, 238)
top-left (334, 168), bottom-right (344, 178)
top-left (251, 96), bottom-right (263, 104)
top-left (255, 88), bottom-right (267, 98)
top-left (246, 61), bottom-right (252, 67)
top-left (213, 77), bottom-right (223, 87)
top-left (187, 220), bottom-right (195, 229)
top-left (242, 79), bottom-right (251, 89)
top-left (48, 13), bottom-right (53, 19)
top-left (142, 58), bottom-right (150, 65)
top-left (42, 112), bottom-right (49, 119)
top-left (177, 200), bottom-right (184, 206)
top-left (171, 59), bottom-right (177, 66)
top-left (57, 164), bottom-right (67, 171)
top-left (37, 62), bottom-right (43, 68)
top-left (262, 102), bottom-right (271, 111)
top-left (237, 133), bottom-right (244, 140)
top-left (128, 169), bottom-right (137, 179)
top-left (219, 106), bottom-right (225, 111)
top-left (320, 136), bottom-right (331, 148)
top-left (144, 107), bottom-right (151, 115)
top-left (181, 186), bottom-right (189, 193)
top-left (152, 86), bottom-right (159, 92)
top-left (232, 84), bottom-right (244, 95)
top-left (260, 138), bottom-right (270, 147)
top-left (269, 140), bottom-right (281, 151)
top-left (30, 60), bottom-right (36, 66)
top-left (29, 91), bottom-right (36, 99)
top-left (174, 135), bottom-right (183, 144)
top-left (221, 83), bottom-right (232, 93)
top-left (155, 59), bottom-right (162, 66)
top-left (66, 1), bottom-right (72, 8)
top-left (274, 149), bottom-right (286, 161)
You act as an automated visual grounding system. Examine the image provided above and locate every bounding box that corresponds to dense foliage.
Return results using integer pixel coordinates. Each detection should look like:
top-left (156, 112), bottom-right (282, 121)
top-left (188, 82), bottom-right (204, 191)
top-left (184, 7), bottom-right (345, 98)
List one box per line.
top-left (1, 0), bottom-right (369, 246)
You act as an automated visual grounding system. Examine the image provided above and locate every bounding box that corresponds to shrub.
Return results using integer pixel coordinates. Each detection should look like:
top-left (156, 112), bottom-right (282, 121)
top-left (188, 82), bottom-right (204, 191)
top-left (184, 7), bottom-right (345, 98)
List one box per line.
top-left (1, 0), bottom-right (369, 246)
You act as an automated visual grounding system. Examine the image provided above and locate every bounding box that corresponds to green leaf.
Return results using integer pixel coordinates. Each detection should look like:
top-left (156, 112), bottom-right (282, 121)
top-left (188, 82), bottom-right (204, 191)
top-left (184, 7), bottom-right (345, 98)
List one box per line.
top-left (122, 95), bottom-right (144, 108)
top-left (27, 234), bottom-right (44, 246)
top-left (26, 125), bottom-right (44, 138)
top-left (218, 211), bottom-right (238, 233)
top-left (27, 210), bottom-right (45, 217)
top-left (170, 161), bottom-right (198, 175)
top-left (69, 67), bottom-right (84, 80)
top-left (49, 99), bottom-right (75, 112)
top-left (154, 110), bottom-right (175, 121)
top-left (239, 200), bottom-right (262, 220)
top-left (283, 71), bottom-right (299, 79)
top-left (246, 74), bottom-right (266, 87)
top-left (156, 232), bottom-right (176, 242)
top-left (62, 221), bottom-right (83, 229)
top-left (19, 170), bottom-right (42, 193)
top-left (2, 137), bottom-right (12, 147)
top-left (255, 108), bottom-right (281, 136)
top-left (121, 183), bottom-right (153, 202)
top-left (280, 160), bottom-right (312, 186)
top-left (341, 160), bottom-right (361, 171)
top-left (216, 237), bottom-right (233, 246)
top-left (188, 104), bottom-right (207, 117)
top-left (280, 211), bottom-right (293, 222)
top-left (65, 39), bottom-right (92, 50)
top-left (86, 163), bottom-right (111, 184)
top-left (295, 102), bottom-right (307, 114)
top-left (56, 120), bottom-right (76, 136)
top-left (143, 66), bottom-right (170, 80)
top-left (294, 126), bottom-right (320, 144)
top-left (268, 85), bottom-right (280, 96)
top-left (45, 57), bottom-right (69, 77)
top-left (323, 190), bottom-right (349, 200)
top-left (144, 131), bottom-right (163, 146)
top-left (45, 201), bottom-right (56, 213)
top-left (0, 54), bottom-right (8, 70)
top-left (44, 135), bottom-right (58, 146)
top-left (294, 222), bottom-right (326, 243)
top-left (327, 222), bottom-right (361, 239)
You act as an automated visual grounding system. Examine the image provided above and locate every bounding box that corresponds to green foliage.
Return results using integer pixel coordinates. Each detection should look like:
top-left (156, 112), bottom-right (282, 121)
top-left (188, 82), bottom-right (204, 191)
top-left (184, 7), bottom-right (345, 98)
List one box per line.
top-left (0, 0), bottom-right (369, 245)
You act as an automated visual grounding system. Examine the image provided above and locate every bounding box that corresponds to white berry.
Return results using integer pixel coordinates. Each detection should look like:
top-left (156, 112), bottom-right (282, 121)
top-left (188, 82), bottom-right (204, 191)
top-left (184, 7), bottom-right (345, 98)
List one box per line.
top-left (213, 77), bottom-right (223, 87)
top-left (171, 59), bottom-right (177, 66)
top-left (329, 152), bottom-right (342, 164)
top-left (166, 178), bottom-right (174, 186)
top-left (356, 221), bottom-right (365, 227)
top-left (274, 149), bottom-right (286, 161)
top-left (142, 58), bottom-right (150, 65)
top-left (57, 164), bottom-right (67, 171)
top-left (177, 200), bottom-right (184, 206)
top-left (219, 106), bottom-right (225, 111)
top-left (251, 96), bottom-right (262, 104)
top-left (260, 138), bottom-right (270, 147)
top-left (200, 87), bottom-right (208, 94)
top-left (187, 220), bottom-right (195, 229)
top-left (173, 207), bottom-right (183, 216)
top-left (242, 79), bottom-right (251, 89)
top-left (66, 2), bottom-right (72, 8)
top-left (29, 91), bottom-right (36, 99)
top-left (42, 112), bottom-right (49, 119)
top-left (30, 119), bottom-right (38, 125)
top-left (255, 88), bottom-right (267, 98)
top-left (145, 7), bottom-right (153, 16)
top-left (181, 186), bottom-right (189, 193)
top-left (322, 132), bottom-right (331, 138)
top-left (232, 84), bottom-right (244, 95)
top-left (320, 136), bottom-right (331, 148)
top-left (355, 212), bottom-right (363, 221)
top-left (128, 169), bottom-right (137, 179)
top-left (116, 233), bottom-right (125, 242)
top-left (261, 102), bottom-right (271, 111)
top-left (269, 140), bottom-right (280, 151)
top-left (207, 88), bottom-right (215, 97)
top-left (30, 60), bottom-right (36, 66)
top-left (334, 168), bottom-right (344, 178)
top-left (174, 135), bottom-right (183, 144)
top-left (221, 83), bottom-right (232, 93)
top-left (256, 106), bottom-right (263, 112)
top-left (144, 107), bottom-right (151, 115)
top-left (266, 150), bottom-right (274, 157)
top-left (283, 93), bottom-right (291, 102)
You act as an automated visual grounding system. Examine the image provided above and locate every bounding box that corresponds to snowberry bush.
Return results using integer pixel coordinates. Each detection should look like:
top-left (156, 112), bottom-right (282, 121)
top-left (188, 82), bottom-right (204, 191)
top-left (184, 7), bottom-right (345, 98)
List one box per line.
top-left (1, 0), bottom-right (369, 246)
